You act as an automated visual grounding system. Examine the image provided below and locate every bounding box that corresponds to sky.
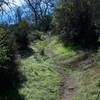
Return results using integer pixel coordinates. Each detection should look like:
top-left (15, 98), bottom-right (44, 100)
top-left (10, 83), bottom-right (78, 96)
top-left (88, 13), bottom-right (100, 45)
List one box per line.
top-left (12, 0), bottom-right (25, 6)
top-left (2, 0), bottom-right (25, 11)
top-left (0, 0), bottom-right (25, 24)
top-left (15, 0), bottom-right (22, 5)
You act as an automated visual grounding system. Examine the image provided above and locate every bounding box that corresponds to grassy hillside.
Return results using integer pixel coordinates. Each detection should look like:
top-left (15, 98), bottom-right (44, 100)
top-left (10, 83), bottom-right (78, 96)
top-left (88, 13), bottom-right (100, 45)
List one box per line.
top-left (2, 35), bottom-right (100, 100)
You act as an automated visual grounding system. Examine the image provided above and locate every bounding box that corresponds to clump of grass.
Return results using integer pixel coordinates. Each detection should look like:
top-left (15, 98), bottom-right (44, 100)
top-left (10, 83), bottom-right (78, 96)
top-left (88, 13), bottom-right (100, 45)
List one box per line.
top-left (35, 41), bottom-right (46, 51)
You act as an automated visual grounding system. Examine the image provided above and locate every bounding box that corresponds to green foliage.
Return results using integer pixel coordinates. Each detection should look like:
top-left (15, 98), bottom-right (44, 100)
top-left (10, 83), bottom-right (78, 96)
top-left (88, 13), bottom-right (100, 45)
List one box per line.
top-left (0, 27), bottom-right (18, 92)
top-left (53, 0), bottom-right (100, 48)
top-left (0, 47), bottom-right (10, 64)
top-left (0, 27), bottom-right (12, 65)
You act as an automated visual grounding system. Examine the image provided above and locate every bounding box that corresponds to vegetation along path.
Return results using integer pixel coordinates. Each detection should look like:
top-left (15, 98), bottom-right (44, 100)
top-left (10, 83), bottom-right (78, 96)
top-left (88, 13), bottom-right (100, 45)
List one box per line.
top-left (43, 37), bottom-right (100, 100)
top-left (12, 36), bottom-right (100, 100)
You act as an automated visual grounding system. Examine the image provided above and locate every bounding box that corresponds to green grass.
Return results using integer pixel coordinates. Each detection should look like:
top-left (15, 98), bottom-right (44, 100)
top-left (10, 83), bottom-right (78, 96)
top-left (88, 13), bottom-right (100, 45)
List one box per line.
top-left (18, 56), bottom-right (61, 100)
top-left (69, 66), bottom-right (100, 100)
top-left (45, 36), bottom-right (77, 57)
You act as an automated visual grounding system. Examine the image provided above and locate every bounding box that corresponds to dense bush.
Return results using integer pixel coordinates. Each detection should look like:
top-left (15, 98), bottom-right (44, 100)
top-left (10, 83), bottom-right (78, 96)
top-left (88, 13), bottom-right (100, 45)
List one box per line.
top-left (15, 21), bottom-right (30, 50)
top-left (53, 0), bottom-right (100, 48)
top-left (0, 27), bottom-right (13, 65)
top-left (0, 27), bottom-right (18, 91)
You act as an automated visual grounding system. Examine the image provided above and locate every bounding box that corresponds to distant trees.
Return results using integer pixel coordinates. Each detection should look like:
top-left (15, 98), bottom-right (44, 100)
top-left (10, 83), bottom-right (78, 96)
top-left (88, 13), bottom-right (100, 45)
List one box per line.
top-left (53, 0), bottom-right (100, 48)
top-left (0, 0), bottom-right (57, 32)
top-left (25, 0), bottom-right (57, 31)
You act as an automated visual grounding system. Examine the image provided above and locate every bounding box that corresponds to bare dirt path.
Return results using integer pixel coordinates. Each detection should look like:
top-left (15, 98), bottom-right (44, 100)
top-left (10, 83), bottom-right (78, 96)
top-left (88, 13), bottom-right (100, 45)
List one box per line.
top-left (60, 75), bottom-right (76, 100)
top-left (58, 67), bottom-right (76, 100)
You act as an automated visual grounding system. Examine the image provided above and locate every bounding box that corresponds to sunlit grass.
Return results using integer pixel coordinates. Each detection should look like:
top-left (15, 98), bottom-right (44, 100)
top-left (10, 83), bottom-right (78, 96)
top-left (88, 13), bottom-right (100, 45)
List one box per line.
top-left (19, 56), bottom-right (61, 100)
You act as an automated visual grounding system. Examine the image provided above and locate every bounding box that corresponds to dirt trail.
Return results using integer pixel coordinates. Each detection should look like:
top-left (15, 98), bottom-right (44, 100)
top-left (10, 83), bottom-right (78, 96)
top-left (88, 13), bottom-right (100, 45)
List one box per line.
top-left (60, 75), bottom-right (76, 100)
top-left (45, 54), bottom-right (75, 100)
top-left (48, 62), bottom-right (77, 100)
top-left (57, 67), bottom-right (76, 100)
top-left (57, 52), bottom-right (93, 100)
top-left (45, 47), bottom-right (93, 100)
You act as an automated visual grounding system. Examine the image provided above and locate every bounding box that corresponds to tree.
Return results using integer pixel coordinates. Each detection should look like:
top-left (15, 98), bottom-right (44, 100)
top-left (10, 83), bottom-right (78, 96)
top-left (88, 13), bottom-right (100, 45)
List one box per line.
top-left (0, 0), bottom-right (15, 24)
top-left (14, 21), bottom-right (30, 50)
top-left (24, 0), bottom-right (57, 31)
top-left (53, 0), bottom-right (100, 48)
top-left (0, 0), bottom-right (13, 12)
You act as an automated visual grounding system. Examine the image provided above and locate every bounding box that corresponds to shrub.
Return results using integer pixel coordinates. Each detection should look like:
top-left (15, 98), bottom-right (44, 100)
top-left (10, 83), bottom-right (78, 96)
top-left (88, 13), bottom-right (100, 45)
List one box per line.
top-left (0, 27), bottom-right (18, 91)
top-left (15, 21), bottom-right (30, 50)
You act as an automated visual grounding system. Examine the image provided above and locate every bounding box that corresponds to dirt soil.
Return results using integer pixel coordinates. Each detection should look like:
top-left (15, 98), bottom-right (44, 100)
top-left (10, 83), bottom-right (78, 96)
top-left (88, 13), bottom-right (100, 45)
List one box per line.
top-left (58, 52), bottom-right (94, 100)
